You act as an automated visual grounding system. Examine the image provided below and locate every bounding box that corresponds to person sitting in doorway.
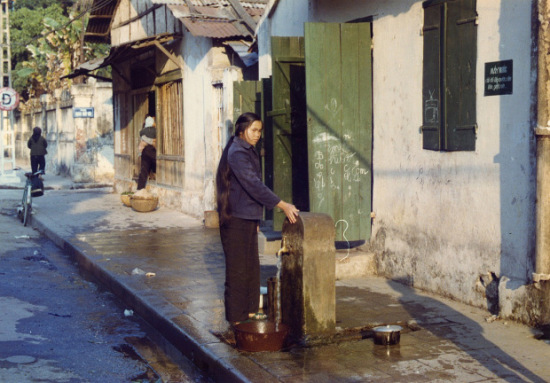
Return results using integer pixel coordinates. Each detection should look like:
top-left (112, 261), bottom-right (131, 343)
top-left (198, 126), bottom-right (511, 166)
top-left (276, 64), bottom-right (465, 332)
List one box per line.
top-left (137, 116), bottom-right (156, 190)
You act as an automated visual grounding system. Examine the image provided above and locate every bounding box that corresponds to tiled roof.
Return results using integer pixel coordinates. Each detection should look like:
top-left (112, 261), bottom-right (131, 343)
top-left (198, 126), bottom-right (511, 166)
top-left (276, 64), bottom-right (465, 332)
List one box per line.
top-left (84, 0), bottom-right (268, 43)
top-left (84, 0), bottom-right (119, 43)
top-left (152, 0), bottom-right (267, 8)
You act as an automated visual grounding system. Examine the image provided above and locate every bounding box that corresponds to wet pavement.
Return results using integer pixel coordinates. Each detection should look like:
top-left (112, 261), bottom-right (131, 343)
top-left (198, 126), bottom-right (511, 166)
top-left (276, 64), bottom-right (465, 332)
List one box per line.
top-left (2, 170), bottom-right (550, 382)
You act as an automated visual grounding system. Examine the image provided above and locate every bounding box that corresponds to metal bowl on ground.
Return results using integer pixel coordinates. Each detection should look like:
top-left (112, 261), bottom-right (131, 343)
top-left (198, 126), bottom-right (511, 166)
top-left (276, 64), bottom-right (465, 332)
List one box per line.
top-left (372, 325), bottom-right (402, 345)
top-left (233, 321), bottom-right (289, 352)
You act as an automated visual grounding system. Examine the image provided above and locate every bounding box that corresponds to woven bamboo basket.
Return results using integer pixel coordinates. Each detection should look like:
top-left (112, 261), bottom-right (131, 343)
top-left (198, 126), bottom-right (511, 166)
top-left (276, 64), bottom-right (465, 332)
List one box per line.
top-left (121, 193), bottom-right (133, 207)
top-left (131, 196), bottom-right (159, 212)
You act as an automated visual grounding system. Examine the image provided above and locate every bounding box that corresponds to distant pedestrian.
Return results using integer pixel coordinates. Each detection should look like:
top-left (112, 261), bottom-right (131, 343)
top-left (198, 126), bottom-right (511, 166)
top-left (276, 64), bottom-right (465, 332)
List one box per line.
top-left (27, 127), bottom-right (47, 174)
top-left (216, 112), bottom-right (299, 326)
top-left (137, 116), bottom-right (156, 190)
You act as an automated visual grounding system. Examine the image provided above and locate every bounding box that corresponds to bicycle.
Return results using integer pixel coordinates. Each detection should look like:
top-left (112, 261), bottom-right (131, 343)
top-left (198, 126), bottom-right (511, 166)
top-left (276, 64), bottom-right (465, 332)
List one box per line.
top-left (17, 169), bottom-right (44, 226)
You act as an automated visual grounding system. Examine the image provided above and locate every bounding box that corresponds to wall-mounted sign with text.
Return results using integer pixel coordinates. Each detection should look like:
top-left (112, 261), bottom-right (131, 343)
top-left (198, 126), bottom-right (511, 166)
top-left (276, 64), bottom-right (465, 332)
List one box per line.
top-left (73, 107), bottom-right (95, 118)
top-left (484, 60), bottom-right (513, 96)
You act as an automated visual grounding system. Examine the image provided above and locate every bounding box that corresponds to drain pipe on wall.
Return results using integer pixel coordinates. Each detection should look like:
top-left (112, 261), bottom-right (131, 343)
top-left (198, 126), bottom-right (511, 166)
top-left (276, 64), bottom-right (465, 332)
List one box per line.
top-left (535, 0), bottom-right (550, 291)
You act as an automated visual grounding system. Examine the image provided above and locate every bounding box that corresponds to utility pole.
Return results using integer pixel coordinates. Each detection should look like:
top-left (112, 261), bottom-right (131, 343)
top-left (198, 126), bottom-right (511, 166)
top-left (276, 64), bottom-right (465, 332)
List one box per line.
top-left (0, 0), bottom-right (18, 185)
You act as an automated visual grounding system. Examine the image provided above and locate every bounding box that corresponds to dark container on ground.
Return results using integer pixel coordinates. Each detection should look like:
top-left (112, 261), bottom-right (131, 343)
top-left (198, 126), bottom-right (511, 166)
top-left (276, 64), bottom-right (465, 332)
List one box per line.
top-left (233, 321), bottom-right (289, 352)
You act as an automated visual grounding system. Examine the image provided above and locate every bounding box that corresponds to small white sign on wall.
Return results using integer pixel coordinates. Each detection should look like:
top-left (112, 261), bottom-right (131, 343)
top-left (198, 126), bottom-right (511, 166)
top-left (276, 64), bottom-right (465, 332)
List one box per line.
top-left (73, 107), bottom-right (94, 118)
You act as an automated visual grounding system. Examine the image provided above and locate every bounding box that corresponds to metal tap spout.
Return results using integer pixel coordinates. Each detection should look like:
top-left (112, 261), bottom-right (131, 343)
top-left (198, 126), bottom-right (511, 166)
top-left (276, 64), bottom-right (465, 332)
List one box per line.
top-left (277, 236), bottom-right (291, 257)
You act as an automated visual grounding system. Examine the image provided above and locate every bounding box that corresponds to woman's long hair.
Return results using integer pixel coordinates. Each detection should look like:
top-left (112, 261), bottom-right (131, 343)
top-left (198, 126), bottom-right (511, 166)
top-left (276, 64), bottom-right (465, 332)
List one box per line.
top-left (216, 112), bottom-right (261, 226)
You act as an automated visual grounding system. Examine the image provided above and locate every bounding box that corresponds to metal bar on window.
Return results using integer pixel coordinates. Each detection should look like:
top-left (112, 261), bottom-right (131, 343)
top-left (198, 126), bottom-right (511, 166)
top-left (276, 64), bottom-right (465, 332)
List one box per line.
top-left (456, 17), bottom-right (478, 25)
top-left (422, 25), bottom-right (438, 33)
top-left (453, 124), bottom-right (478, 132)
top-left (275, 57), bottom-right (305, 63)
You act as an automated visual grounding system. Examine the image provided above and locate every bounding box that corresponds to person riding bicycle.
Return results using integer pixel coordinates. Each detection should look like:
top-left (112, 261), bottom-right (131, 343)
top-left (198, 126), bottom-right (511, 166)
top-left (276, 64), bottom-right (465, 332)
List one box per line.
top-left (27, 127), bottom-right (47, 175)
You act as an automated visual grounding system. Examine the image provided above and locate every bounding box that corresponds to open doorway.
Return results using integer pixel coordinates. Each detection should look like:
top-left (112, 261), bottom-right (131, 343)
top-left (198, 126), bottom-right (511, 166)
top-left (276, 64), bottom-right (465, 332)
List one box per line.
top-left (132, 90), bottom-right (156, 179)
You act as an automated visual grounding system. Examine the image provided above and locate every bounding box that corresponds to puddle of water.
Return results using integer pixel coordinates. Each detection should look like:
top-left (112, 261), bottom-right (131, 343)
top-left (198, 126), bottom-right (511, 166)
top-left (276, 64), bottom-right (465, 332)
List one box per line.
top-left (112, 343), bottom-right (161, 383)
top-left (5, 356), bottom-right (36, 364)
top-left (0, 297), bottom-right (46, 343)
top-left (123, 335), bottom-right (209, 382)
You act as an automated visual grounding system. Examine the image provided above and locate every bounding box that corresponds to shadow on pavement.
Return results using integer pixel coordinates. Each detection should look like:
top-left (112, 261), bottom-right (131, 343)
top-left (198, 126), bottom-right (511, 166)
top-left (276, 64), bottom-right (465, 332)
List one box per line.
top-left (389, 279), bottom-right (547, 383)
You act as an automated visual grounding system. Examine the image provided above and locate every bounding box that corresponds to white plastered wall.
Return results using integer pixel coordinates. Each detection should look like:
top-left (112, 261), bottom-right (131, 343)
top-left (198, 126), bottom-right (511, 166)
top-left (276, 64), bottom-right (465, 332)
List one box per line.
top-left (316, 0), bottom-right (535, 307)
top-left (262, 0), bottom-right (536, 310)
top-left (181, 33), bottom-right (213, 217)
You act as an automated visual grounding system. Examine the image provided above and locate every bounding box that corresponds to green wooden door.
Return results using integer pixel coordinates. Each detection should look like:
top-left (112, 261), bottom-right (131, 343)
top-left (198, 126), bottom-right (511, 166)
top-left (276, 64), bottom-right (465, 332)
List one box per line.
top-left (234, 81), bottom-right (262, 119)
top-left (305, 22), bottom-right (372, 244)
top-left (270, 36), bottom-right (309, 230)
top-left (233, 79), bottom-right (274, 220)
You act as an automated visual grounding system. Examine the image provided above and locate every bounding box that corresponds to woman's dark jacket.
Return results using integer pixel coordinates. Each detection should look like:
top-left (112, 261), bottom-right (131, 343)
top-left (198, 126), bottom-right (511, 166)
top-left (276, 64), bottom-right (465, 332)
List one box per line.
top-left (27, 136), bottom-right (47, 156)
top-left (227, 137), bottom-right (280, 220)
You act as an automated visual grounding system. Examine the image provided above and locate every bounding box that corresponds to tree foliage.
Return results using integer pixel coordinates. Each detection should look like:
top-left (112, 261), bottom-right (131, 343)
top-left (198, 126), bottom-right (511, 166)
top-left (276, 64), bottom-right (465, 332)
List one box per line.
top-left (13, 0), bottom-right (74, 11)
top-left (10, 3), bottom-right (69, 97)
top-left (10, 0), bottom-right (108, 101)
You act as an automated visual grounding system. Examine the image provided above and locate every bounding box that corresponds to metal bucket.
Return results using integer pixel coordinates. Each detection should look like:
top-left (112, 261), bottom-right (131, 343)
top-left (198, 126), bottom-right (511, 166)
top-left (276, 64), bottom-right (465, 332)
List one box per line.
top-left (233, 321), bottom-right (289, 352)
top-left (372, 325), bottom-right (402, 345)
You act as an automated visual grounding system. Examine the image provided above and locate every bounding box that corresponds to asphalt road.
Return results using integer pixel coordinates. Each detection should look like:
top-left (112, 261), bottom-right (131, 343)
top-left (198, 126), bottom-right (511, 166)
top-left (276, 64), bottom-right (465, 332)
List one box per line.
top-left (0, 189), bottom-right (210, 383)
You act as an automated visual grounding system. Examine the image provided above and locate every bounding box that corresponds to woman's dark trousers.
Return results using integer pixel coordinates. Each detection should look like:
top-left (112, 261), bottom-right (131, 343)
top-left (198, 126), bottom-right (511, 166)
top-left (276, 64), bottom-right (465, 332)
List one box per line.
top-left (30, 155), bottom-right (45, 174)
top-left (137, 145), bottom-right (156, 190)
top-left (220, 217), bottom-right (260, 322)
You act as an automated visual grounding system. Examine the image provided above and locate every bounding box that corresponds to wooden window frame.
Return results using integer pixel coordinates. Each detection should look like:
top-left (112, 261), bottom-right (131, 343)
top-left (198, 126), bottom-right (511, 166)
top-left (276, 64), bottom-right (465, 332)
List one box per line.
top-left (157, 79), bottom-right (184, 159)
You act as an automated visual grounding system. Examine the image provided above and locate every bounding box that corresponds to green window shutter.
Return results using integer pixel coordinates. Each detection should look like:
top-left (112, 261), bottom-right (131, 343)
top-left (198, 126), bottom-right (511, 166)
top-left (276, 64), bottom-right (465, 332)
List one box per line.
top-left (422, 0), bottom-right (477, 152)
top-left (445, 0), bottom-right (477, 151)
top-left (422, 3), bottom-right (442, 151)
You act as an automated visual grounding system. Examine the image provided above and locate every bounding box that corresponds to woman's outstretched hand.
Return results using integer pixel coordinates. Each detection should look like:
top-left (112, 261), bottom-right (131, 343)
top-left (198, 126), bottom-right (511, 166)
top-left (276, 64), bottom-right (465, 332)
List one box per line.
top-left (277, 201), bottom-right (300, 224)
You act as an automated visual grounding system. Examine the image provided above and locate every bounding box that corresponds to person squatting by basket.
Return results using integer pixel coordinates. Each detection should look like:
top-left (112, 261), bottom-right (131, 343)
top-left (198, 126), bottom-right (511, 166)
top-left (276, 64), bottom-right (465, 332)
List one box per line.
top-left (137, 116), bottom-right (157, 190)
top-left (27, 127), bottom-right (47, 174)
top-left (216, 112), bottom-right (299, 327)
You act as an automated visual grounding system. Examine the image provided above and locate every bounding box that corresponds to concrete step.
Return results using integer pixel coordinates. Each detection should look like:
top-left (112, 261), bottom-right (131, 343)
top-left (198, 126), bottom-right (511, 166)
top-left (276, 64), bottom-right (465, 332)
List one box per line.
top-left (0, 171), bottom-right (21, 186)
top-left (258, 230), bottom-right (282, 256)
top-left (258, 230), bottom-right (377, 280)
top-left (335, 250), bottom-right (377, 280)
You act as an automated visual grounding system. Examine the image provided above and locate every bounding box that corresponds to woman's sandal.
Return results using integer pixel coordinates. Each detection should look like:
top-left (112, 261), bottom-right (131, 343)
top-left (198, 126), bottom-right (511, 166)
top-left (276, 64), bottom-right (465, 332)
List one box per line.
top-left (248, 312), bottom-right (267, 321)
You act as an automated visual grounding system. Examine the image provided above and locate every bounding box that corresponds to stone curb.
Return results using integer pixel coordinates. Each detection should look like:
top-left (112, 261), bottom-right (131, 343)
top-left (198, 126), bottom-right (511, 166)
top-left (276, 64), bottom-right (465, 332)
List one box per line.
top-left (30, 212), bottom-right (257, 383)
top-left (0, 183), bottom-right (112, 191)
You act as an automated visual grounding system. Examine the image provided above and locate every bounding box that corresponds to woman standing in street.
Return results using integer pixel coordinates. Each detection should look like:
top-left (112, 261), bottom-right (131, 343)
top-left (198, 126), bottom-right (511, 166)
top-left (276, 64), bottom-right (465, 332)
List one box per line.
top-left (27, 127), bottom-right (47, 174)
top-left (216, 112), bottom-right (299, 326)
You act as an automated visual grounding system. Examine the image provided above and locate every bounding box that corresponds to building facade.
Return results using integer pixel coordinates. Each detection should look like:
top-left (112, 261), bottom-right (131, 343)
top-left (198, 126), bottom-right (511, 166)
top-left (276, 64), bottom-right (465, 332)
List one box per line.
top-left (84, 0), bottom-right (550, 325)
top-left (257, 0), bottom-right (546, 324)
